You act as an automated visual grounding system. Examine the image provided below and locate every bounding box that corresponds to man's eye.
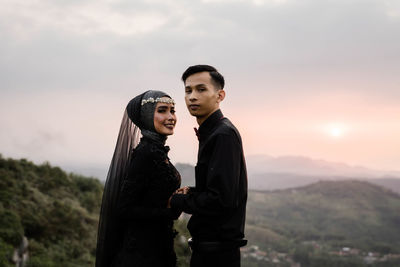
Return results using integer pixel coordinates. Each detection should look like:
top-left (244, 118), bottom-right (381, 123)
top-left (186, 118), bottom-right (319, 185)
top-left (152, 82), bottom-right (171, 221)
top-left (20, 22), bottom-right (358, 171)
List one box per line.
top-left (171, 110), bottom-right (176, 114)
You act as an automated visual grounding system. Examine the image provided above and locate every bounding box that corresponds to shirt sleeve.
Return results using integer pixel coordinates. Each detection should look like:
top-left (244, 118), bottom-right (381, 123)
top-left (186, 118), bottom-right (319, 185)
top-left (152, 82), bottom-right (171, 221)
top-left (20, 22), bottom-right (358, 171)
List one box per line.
top-left (171, 132), bottom-right (241, 216)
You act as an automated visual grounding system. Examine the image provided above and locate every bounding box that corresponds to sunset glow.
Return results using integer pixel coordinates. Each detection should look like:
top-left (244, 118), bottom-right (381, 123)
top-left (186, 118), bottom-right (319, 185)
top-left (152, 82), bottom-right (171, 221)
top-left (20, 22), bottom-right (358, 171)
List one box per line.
top-left (1, 0), bottom-right (400, 177)
top-left (327, 124), bottom-right (346, 138)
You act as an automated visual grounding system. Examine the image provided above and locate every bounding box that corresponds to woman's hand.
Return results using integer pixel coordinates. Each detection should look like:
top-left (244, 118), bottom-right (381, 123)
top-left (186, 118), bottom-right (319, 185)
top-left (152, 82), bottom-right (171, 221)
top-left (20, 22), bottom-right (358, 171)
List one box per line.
top-left (175, 186), bottom-right (190, 195)
top-left (167, 186), bottom-right (190, 208)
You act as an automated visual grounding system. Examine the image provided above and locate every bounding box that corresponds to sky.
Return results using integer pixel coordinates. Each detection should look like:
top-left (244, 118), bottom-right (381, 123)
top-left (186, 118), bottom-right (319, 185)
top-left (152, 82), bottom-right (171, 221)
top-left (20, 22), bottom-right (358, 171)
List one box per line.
top-left (1, 0), bottom-right (399, 178)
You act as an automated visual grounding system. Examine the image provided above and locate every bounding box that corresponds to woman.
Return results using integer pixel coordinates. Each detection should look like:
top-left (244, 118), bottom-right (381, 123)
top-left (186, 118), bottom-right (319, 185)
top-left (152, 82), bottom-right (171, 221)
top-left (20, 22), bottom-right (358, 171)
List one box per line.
top-left (96, 90), bottom-right (181, 267)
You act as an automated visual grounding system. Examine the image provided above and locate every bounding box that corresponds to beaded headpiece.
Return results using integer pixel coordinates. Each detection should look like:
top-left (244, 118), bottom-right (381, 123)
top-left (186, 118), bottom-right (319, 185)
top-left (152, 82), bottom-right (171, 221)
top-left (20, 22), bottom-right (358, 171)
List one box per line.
top-left (141, 97), bottom-right (175, 106)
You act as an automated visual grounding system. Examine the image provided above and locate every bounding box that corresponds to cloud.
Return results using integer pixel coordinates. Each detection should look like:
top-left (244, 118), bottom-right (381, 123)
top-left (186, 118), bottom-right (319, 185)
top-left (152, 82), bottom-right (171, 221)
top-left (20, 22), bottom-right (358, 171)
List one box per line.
top-left (1, 0), bottom-right (399, 171)
top-left (2, 0), bottom-right (399, 74)
top-left (384, 0), bottom-right (400, 17)
top-left (201, 0), bottom-right (287, 5)
top-left (13, 131), bottom-right (65, 153)
top-left (0, 0), bottom-right (174, 38)
top-left (1, 0), bottom-right (399, 98)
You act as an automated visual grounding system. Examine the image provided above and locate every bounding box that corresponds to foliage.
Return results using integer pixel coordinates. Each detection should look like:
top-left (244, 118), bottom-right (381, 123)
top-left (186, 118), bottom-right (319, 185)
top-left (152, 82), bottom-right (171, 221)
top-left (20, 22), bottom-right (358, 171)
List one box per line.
top-left (0, 155), bottom-right (102, 266)
top-left (0, 238), bottom-right (14, 267)
top-left (246, 180), bottom-right (400, 266)
top-left (0, 155), bottom-right (192, 266)
top-left (0, 209), bottom-right (24, 246)
top-left (2, 154), bottom-right (400, 266)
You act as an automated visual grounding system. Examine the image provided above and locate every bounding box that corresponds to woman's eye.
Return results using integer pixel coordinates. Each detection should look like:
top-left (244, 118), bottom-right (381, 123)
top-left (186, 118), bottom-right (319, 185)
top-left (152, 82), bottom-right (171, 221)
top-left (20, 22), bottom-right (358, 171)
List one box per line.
top-left (171, 110), bottom-right (176, 114)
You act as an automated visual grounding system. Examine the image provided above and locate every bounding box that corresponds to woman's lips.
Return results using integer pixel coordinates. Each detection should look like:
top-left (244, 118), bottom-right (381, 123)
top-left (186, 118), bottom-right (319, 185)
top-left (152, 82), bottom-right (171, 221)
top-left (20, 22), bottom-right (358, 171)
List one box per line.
top-left (164, 123), bottom-right (175, 129)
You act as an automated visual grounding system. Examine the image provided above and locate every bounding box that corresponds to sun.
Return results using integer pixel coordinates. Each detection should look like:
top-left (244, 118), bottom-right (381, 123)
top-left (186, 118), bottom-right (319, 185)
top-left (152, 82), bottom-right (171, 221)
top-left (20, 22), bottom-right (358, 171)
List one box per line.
top-left (329, 127), bottom-right (343, 137)
top-left (325, 123), bottom-right (347, 138)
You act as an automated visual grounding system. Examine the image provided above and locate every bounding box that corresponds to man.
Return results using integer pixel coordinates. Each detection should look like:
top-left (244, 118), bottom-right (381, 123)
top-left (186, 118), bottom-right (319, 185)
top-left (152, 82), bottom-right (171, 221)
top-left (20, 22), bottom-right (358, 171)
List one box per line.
top-left (169, 65), bottom-right (248, 267)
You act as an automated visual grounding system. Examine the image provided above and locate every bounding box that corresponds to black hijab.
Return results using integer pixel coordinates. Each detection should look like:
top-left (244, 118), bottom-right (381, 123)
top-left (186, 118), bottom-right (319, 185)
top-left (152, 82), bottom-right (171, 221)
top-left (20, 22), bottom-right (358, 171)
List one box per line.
top-left (127, 90), bottom-right (172, 145)
top-left (95, 90), bottom-right (173, 267)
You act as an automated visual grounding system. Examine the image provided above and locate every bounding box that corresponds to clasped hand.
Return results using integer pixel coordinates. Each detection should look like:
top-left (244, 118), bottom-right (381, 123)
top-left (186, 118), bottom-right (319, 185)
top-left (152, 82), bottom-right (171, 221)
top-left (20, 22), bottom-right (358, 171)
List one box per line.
top-left (174, 186), bottom-right (190, 195)
top-left (167, 186), bottom-right (189, 208)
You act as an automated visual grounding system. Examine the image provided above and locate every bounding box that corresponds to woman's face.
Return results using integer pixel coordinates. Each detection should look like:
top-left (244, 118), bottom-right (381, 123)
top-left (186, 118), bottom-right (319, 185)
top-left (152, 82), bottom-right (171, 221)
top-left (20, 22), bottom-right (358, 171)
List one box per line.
top-left (153, 97), bottom-right (177, 136)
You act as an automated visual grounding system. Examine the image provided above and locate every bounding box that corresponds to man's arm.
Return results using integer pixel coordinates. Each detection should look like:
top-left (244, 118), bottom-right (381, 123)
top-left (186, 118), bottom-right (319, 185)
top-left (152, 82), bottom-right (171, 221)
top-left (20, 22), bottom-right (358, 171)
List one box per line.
top-left (170, 133), bottom-right (241, 216)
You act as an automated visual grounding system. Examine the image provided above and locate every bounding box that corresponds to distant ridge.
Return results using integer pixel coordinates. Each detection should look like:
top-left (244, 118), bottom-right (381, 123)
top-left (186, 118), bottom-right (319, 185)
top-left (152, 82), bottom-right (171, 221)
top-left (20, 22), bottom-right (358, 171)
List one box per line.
top-left (246, 154), bottom-right (400, 178)
top-left (246, 180), bottom-right (400, 257)
top-left (51, 154), bottom-right (400, 184)
top-left (248, 172), bottom-right (400, 194)
top-left (174, 161), bottom-right (400, 194)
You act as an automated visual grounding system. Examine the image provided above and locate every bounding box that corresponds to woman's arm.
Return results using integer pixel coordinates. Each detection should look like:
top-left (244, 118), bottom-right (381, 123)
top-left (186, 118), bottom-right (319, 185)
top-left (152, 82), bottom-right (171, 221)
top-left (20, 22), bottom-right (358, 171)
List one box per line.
top-left (116, 146), bottom-right (180, 221)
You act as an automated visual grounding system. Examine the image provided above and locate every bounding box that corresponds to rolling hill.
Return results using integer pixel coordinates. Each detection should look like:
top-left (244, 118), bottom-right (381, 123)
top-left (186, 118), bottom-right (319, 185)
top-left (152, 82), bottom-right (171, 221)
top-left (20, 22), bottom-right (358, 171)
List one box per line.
top-left (246, 180), bottom-right (400, 254)
top-left (2, 155), bottom-right (400, 266)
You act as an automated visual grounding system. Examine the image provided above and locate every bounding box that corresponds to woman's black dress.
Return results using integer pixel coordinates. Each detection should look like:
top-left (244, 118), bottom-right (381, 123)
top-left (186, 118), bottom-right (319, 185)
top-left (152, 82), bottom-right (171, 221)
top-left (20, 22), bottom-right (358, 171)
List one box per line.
top-left (112, 137), bottom-right (181, 267)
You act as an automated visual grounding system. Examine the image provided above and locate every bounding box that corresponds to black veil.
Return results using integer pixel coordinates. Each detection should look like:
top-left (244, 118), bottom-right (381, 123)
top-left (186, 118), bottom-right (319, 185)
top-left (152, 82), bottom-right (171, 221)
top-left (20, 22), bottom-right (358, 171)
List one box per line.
top-left (95, 98), bottom-right (142, 267)
top-left (95, 109), bottom-right (140, 267)
top-left (95, 90), bottom-right (171, 267)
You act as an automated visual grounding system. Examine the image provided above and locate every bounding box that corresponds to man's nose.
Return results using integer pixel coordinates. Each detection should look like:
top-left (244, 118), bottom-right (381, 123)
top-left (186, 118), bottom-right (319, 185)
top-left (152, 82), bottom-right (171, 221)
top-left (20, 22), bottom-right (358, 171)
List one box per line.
top-left (189, 91), bottom-right (198, 101)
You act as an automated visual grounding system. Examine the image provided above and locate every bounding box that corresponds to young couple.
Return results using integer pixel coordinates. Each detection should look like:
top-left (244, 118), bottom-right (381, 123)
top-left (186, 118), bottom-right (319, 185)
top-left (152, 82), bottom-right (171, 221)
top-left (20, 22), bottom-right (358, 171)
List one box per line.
top-left (96, 65), bottom-right (248, 267)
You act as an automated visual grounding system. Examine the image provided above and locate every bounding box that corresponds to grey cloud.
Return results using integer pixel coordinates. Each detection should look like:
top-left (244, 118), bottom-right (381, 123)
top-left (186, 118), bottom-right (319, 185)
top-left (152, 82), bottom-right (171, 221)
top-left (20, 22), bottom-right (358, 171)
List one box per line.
top-left (13, 131), bottom-right (66, 153)
top-left (0, 0), bottom-right (399, 98)
top-left (1, 0), bottom-right (399, 172)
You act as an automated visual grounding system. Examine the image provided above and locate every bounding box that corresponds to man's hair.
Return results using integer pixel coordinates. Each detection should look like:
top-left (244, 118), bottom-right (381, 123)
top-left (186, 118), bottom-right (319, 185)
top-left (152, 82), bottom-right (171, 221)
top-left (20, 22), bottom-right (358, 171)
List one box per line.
top-left (181, 65), bottom-right (225, 90)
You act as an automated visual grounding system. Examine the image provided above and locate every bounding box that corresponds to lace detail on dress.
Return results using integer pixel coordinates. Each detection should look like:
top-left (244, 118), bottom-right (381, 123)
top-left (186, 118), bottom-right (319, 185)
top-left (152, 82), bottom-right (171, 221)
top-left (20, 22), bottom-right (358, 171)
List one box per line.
top-left (113, 140), bottom-right (181, 267)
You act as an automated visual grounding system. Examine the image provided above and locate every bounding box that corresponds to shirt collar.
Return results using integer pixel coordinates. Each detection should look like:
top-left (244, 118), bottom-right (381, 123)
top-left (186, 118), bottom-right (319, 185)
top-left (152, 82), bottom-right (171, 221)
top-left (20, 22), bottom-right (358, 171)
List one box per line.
top-left (197, 109), bottom-right (224, 140)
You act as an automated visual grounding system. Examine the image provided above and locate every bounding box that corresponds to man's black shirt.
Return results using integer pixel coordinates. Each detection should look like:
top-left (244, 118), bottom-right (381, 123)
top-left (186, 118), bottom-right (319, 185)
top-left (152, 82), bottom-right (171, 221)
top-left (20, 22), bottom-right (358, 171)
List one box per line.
top-left (171, 109), bottom-right (248, 241)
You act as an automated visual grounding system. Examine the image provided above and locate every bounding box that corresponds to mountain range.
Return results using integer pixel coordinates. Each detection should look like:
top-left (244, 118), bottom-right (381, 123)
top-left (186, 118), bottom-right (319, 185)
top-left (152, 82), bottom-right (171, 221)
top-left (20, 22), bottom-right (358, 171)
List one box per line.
top-left (244, 180), bottom-right (400, 266)
top-left (246, 155), bottom-right (400, 178)
top-left (175, 156), bottom-right (400, 194)
top-left (62, 154), bottom-right (400, 183)
top-left (2, 155), bottom-right (400, 266)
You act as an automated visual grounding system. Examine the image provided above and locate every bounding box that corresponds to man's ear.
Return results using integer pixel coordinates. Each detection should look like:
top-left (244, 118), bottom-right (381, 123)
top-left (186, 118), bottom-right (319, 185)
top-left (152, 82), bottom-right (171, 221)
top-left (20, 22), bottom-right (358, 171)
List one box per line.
top-left (217, 89), bottom-right (225, 103)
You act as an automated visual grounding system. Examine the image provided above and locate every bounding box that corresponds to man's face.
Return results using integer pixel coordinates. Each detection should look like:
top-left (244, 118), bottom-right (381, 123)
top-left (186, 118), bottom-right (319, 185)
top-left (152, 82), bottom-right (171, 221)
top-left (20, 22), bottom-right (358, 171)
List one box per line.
top-left (184, 71), bottom-right (222, 122)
